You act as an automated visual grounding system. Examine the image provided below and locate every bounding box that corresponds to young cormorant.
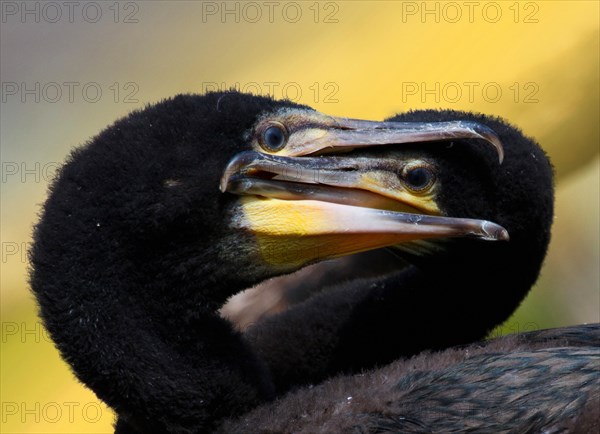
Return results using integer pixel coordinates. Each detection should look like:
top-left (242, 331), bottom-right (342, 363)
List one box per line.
top-left (30, 92), bottom-right (599, 433)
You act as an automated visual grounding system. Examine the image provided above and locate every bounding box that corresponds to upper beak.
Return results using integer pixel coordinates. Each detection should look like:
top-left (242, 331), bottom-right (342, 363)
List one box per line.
top-left (271, 116), bottom-right (504, 163)
top-left (220, 115), bottom-right (508, 268)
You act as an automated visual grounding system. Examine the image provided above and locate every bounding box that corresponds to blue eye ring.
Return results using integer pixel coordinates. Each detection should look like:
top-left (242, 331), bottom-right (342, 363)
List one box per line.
top-left (259, 122), bottom-right (288, 152)
top-left (402, 164), bottom-right (436, 192)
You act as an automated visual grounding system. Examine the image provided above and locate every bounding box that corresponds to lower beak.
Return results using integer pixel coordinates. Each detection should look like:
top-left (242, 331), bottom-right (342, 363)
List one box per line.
top-left (235, 197), bottom-right (508, 268)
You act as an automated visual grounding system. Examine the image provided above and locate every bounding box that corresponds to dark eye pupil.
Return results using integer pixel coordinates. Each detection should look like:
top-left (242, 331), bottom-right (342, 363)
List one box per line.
top-left (405, 167), bottom-right (432, 189)
top-left (263, 126), bottom-right (285, 150)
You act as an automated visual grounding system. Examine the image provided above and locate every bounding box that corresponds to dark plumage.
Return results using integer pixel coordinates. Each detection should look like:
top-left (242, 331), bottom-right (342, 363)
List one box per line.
top-left (29, 91), bottom-right (599, 433)
top-left (221, 324), bottom-right (600, 433)
top-left (30, 92), bottom-right (302, 432)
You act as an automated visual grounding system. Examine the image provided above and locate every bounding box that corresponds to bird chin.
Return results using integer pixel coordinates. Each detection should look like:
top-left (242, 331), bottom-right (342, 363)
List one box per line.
top-left (390, 239), bottom-right (449, 257)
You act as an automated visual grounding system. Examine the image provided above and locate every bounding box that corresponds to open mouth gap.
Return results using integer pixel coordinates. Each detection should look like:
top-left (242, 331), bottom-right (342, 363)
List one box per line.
top-left (246, 168), bottom-right (278, 181)
top-left (230, 174), bottom-right (422, 214)
top-left (223, 145), bottom-right (434, 214)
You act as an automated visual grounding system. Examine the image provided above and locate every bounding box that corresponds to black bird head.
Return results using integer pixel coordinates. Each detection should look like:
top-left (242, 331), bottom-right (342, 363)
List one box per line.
top-left (340, 109), bottom-right (555, 349)
top-left (384, 110), bottom-right (554, 284)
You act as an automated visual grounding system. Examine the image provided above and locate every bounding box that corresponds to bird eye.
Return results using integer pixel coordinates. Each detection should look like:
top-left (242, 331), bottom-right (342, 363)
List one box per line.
top-left (402, 165), bottom-right (435, 192)
top-left (259, 123), bottom-right (288, 152)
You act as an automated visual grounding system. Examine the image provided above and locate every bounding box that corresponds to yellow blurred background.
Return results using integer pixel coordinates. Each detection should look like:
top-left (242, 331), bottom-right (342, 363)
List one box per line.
top-left (1, 1), bottom-right (598, 432)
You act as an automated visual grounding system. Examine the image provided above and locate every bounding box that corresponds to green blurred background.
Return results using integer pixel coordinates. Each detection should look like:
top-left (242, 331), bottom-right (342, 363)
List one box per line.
top-left (1, 1), bottom-right (598, 432)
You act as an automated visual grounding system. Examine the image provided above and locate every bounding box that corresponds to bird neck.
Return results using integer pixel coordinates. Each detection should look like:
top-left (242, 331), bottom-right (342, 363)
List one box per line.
top-left (315, 237), bottom-right (549, 377)
top-left (407, 236), bottom-right (547, 343)
top-left (32, 206), bottom-right (277, 432)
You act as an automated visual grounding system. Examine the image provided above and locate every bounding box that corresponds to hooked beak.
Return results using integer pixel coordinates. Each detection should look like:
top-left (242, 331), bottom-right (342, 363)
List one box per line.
top-left (252, 111), bottom-right (504, 163)
top-left (220, 112), bottom-right (508, 269)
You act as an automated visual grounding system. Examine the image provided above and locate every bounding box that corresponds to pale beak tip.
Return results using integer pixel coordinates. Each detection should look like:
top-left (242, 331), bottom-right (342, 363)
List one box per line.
top-left (466, 121), bottom-right (504, 164)
top-left (478, 221), bottom-right (510, 241)
top-left (219, 175), bottom-right (228, 192)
